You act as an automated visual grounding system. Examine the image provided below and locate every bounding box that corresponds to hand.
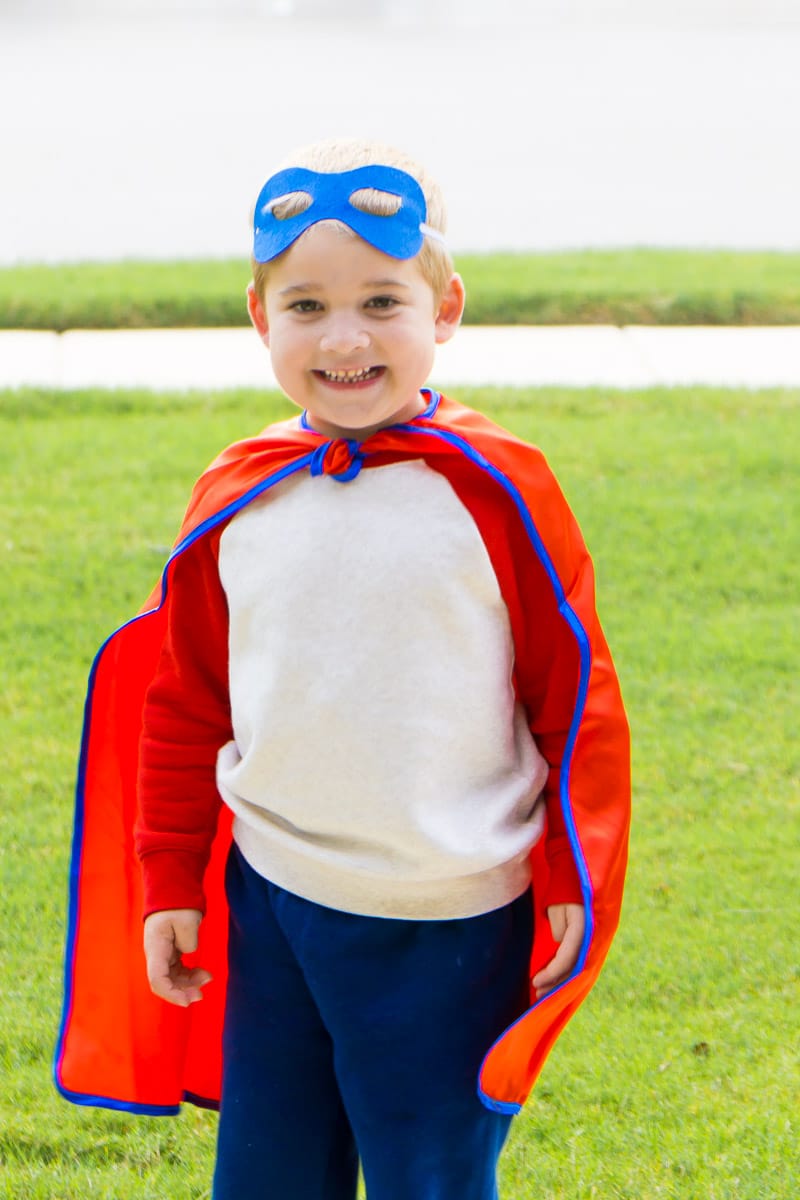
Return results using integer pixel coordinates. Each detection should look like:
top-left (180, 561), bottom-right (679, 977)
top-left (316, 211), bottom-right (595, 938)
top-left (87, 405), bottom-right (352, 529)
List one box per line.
top-left (143, 909), bottom-right (212, 1007)
top-left (531, 903), bottom-right (585, 1000)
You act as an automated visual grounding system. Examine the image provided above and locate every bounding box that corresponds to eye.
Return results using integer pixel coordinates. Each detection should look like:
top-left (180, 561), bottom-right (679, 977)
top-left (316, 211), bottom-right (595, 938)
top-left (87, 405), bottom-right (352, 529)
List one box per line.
top-left (365, 295), bottom-right (399, 311)
top-left (290, 299), bottom-right (323, 314)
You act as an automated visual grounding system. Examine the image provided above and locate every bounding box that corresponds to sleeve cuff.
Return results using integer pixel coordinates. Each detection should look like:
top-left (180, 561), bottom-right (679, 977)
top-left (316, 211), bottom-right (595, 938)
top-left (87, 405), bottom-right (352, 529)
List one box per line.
top-left (139, 849), bottom-right (208, 919)
top-left (542, 843), bottom-right (584, 909)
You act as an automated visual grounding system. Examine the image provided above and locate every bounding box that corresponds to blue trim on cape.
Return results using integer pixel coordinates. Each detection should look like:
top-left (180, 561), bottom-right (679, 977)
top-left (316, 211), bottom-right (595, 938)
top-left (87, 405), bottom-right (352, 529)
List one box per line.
top-left (54, 453), bottom-right (316, 1113)
top-left (55, 392), bottom-right (589, 1117)
top-left (54, 1078), bottom-right (181, 1118)
top-left (53, 1079), bottom-right (220, 1118)
top-left (299, 386), bottom-right (441, 434)
top-left (392, 421), bottom-right (595, 1111)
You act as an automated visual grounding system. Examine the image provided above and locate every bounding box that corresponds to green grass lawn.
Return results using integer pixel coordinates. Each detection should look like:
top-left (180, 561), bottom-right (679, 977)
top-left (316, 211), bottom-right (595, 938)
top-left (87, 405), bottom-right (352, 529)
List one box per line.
top-left (0, 386), bottom-right (798, 1198)
top-left (3, 249), bottom-right (800, 330)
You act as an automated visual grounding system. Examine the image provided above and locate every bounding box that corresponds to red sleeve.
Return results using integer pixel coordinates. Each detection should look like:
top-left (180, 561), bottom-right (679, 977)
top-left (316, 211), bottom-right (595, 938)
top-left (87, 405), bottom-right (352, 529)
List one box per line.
top-left (135, 528), bottom-right (232, 918)
top-left (412, 399), bottom-right (630, 1107)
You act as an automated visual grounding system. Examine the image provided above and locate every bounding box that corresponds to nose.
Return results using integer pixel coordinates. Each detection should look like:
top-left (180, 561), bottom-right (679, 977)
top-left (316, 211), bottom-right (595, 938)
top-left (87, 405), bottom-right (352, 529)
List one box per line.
top-left (319, 313), bottom-right (370, 356)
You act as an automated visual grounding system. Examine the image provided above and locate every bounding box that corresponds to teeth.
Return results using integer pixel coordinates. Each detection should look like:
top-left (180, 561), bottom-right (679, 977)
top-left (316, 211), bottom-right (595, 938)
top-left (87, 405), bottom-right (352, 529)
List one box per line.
top-left (321, 366), bottom-right (377, 383)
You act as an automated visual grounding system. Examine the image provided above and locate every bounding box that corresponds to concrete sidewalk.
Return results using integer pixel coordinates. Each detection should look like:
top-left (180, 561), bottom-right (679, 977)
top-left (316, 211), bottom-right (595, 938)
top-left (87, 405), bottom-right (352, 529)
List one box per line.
top-left (2, 326), bottom-right (799, 390)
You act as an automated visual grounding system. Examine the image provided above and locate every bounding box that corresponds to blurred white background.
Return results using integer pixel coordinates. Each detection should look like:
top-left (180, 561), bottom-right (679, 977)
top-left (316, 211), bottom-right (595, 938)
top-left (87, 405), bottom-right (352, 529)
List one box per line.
top-left (1, 0), bottom-right (798, 262)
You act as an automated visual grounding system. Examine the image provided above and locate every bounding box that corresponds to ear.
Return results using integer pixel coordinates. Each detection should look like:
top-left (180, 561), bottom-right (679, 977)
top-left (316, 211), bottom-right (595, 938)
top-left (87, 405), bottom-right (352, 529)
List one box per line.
top-left (247, 283), bottom-right (270, 347)
top-left (434, 273), bottom-right (466, 345)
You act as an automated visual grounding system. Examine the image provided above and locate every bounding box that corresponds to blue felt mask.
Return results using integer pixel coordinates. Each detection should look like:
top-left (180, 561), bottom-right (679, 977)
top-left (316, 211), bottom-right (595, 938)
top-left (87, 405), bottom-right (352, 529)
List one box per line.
top-left (253, 165), bottom-right (445, 263)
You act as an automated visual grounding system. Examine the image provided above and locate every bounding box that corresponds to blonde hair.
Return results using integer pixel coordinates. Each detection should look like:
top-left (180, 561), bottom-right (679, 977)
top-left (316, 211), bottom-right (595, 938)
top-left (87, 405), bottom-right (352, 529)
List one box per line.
top-left (251, 137), bottom-right (453, 302)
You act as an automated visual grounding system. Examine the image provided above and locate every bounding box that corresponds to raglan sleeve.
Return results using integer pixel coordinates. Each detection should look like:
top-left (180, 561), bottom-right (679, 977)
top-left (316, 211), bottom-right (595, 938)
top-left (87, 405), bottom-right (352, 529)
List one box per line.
top-left (135, 528), bottom-right (233, 918)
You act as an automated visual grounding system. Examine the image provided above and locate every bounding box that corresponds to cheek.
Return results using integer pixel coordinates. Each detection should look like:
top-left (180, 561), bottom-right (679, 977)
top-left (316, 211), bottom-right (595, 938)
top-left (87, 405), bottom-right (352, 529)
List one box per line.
top-left (388, 315), bottom-right (436, 350)
top-left (269, 323), bottom-right (306, 363)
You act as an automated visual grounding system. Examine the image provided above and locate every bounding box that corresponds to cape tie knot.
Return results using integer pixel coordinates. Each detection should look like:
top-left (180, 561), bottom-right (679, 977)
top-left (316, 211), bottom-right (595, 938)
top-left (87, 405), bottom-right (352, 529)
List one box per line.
top-left (309, 438), bottom-right (365, 483)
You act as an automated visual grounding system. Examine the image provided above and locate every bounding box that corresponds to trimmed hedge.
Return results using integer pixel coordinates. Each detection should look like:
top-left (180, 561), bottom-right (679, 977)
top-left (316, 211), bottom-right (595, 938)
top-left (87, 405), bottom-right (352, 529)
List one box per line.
top-left (2, 250), bottom-right (800, 329)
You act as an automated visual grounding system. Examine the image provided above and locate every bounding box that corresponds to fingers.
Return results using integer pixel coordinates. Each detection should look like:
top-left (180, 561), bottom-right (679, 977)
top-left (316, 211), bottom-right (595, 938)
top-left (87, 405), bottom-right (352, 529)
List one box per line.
top-left (143, 909), bottom-right (211, 1007)
top-left (531, 935), bottom-right (578, 998)
top-left (531, 903), bottom-right (585, 1000)
top-left (171, 912), bottom-right (200, 956)
top-left (547, 904), bottom-right (568, 943)
top-left (150, 964), bottom-right (212, 1008)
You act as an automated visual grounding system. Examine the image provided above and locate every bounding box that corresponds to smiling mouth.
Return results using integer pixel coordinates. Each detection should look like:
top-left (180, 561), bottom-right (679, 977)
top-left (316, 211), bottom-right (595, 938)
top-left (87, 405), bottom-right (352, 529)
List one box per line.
top-left (315, 366), bottom-right (384, 385)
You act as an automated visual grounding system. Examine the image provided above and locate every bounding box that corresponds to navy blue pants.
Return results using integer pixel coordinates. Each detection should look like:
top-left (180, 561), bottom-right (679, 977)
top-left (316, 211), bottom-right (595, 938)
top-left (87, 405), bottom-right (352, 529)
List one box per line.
top-left (212, 845), bottom-right (533, 1200)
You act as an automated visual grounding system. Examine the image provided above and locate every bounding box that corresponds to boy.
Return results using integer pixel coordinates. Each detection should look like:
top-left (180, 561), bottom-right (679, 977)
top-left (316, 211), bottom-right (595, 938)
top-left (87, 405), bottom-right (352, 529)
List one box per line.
top-left (56, 139), bottom-right (630, 1200)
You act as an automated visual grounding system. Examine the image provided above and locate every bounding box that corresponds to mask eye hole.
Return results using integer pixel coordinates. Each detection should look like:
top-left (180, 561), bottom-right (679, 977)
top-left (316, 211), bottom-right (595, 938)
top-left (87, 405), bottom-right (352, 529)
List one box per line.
top-left (264, 190), bottom-right (313, 221)
top-left (349, 188), bottom-right (402, 218)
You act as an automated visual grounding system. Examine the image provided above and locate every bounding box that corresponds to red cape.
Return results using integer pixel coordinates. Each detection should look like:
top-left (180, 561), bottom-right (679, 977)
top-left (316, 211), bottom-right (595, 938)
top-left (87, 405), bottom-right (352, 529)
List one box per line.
top-left (55, 393), bottom-right (630, 1116)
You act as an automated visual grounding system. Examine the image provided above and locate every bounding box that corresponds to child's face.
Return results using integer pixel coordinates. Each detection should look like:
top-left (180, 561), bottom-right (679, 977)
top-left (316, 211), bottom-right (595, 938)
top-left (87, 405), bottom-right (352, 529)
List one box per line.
top-left (248, 222), bottom-right (464, 441)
